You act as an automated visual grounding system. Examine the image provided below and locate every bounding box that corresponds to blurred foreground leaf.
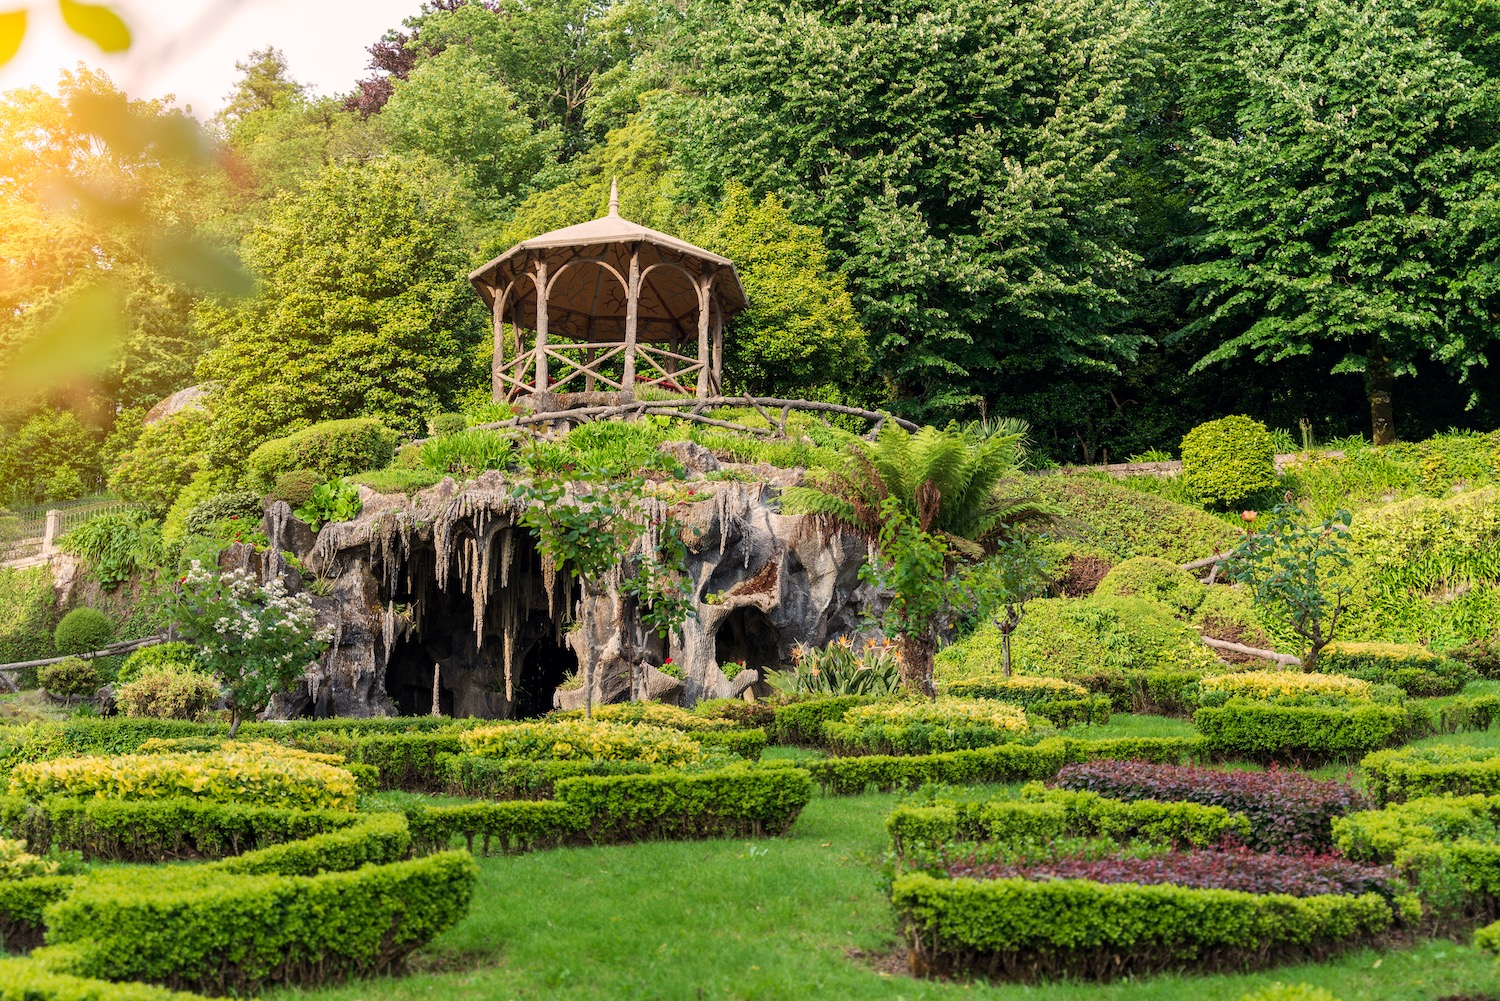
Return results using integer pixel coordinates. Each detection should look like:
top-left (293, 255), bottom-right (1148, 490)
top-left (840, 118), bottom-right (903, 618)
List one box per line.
top-left (152, 235), bottom-right (254, 296)
top-left (0, 9), bottom-right (24, 67)
top-left (0, 284), bottom-right (123, 398)
top-left (58, 0), bottom-right (129, 54)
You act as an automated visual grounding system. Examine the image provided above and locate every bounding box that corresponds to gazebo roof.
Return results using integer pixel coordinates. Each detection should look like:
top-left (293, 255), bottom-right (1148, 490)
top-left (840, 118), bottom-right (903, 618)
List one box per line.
top-left (467, 185), bottom-right (747, 345)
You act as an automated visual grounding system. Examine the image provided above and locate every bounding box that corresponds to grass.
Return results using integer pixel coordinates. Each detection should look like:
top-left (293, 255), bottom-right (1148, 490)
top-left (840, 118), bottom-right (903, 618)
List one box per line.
top-left (272, 788), bottom-right (1500, 1001)
top-left (1060, 712), bottom-right (1198, 741)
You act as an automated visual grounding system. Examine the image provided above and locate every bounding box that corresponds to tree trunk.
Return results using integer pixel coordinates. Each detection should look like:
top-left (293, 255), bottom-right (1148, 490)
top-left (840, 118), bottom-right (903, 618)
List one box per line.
top-left (229, 712), bottom-right (242, 739)
top-left (1000, 630), bottom-right (1012, 678)
top-left (1366, 351), bottom-right (1396, 446)
top-left (896, 635), bottom-right (936, 698)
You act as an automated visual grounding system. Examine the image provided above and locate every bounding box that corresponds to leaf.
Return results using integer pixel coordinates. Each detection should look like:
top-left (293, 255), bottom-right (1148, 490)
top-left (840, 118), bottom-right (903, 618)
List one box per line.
top-left (0, 9), bottom-right (25, 67)
top-left (58, 0), bottom-right (130, 53)
top-left (0, 284), bottom-right (123, 399)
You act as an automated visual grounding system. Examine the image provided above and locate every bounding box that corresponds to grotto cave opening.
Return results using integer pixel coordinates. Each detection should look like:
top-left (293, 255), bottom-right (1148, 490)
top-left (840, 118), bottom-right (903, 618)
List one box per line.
top-left (714, 605), bottom-right (785, 674)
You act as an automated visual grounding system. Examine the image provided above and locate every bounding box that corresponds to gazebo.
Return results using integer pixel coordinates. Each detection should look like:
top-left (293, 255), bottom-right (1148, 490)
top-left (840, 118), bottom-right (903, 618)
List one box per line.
top-left (468, 182), bottom-right (748, 401)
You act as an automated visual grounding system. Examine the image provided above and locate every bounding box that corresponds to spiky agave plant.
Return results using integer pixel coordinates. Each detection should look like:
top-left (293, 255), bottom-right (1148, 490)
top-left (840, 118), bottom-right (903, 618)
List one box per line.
top-left (781, 420), bottom-right (1053, 558)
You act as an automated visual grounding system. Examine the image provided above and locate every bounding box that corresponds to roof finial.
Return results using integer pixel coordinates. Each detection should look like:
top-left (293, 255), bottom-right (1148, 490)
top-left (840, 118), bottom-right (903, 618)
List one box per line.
top-left (607, 176), bottom-right (620, 216)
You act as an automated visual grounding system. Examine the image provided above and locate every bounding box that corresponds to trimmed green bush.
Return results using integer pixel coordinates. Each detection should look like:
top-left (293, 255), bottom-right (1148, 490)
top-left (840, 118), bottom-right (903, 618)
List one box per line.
top-left (806, 736), bottom-right (1204, 795)
top-left (440, 755), bottom-right (654, 800)
top-left (0, 795), bottom-right (360, 863)
top-left (942, 676), bottom-right (1112, 727)
top-left (182, 492), bottom-right (262, 538)
top-left (1093, 557), bottom-right (1205, 616)
top-left (1180, 415), bottom-right (1277, 508)
top-left (36, 850), bottom-right (477, 995)
top-left (0, 874), bottom-right (73, 952)
top-left (1194, 702), bottom-right (1408, 764)
top-left (37, 659), bottom-right (99, 704)
top-left (1053, 668), bottom-right (1209, 716)
top-left (116, 644), bottom-right (198, 687)
top-left (1316, 641), bottom-right (1470, 697)
top-left (891, 873), bottom-right (1398, 980)
top-left (1361, 745), bottom-right (1500, 805)
top-left (245, 419), bottom-right (400, 492)
top-left (822, 699), bottom-right (1035, 755)
top-left (115, 671), bottom-right (220, 721)
top-left (886, 785), bottom-right (1249, 856)
top-left (52, 610), bottom-right (112, 657)
top-left (768, 696), bottom-right (877, 745)
top-left (936, 596), bottom-right (1220, 680)
top-left (267, 469), bottom-right (322, 508)
top-left (0, 957), bottom-right (211, 1000)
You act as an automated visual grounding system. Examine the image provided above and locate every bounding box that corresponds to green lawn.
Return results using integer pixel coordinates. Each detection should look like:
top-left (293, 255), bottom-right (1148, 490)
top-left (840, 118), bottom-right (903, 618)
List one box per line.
top-left (279, 788), bottom-right (1500, 1001)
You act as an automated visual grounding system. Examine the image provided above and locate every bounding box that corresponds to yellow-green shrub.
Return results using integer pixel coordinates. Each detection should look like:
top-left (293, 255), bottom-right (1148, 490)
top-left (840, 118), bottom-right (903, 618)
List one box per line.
top-left (1093, 557), bottom-right (1205, 615)
top-left (115, 670), bottom-right (221, 721)
top-left (0, 837), bottom-right (62, 879)
top-left (1180, 415), bottom-right (1277, 507)
top-left (8, 748), bottom-right (357, 811)
top-left (841, 699), bottom-right (1031, 732)
top-left (942, 676), bottom-right (1089, 703)
top-left (1198, 671), bottom-right (1372, 705)
top-left (573, 702), bottom-right (737, 731)
top-left (822, 698), bottom-right (1035, 755)
top-left (459, 720), bottom-right (703, 766)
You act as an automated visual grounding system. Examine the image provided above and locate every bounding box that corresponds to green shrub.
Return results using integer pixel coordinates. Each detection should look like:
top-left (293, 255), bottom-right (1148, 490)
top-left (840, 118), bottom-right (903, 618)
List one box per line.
top-left (0, 956), bottom-right (211, 1000)
top-left (767, 695), bottom-right (877, 745)
top-left (418, 429), bottom-right (516, 478)
top-left (181, 492), bottom-right (262, 538)
top-left (1093, 557), bottom-right (1205, 616)
top-left (53, 609), bottom-right (113, 657)
top-left (1450, 634), bottom-right (1500, 679)
top-left (8, 747), bottom-right (358, 811)
top-left (348, 467), bottom-right (444, 495)
top-left (116, 643), bottom-right (198, 686)
top-left (294, 479), bottom-right (362, 531)
top-left (267, 469), bottom-right (322, 507)
top-left (1024, 474), bottom-right (1238, 564)
top-left (936, 595), bottom-right (1220, 679)
top-left (941, 676), bottom-right (1111, 727)
top-left (1194, 670), bottom-right (1379, 708)
top-left (891, 873), bottom-right (1398, 980)
top-left (115, 670), bottom-right (221, 721)
top-left (36, 851), bottom-right (477, 995)
top-left (37, 659), bottom-right (99, 704)
top-left (244, 419), bottom-right (400, 492)
top-left (426, 412), bottom-right (467, 436)
top-left (1477, 918), bottom-right (1500, 954)
top-left (211, 810), bottom-right (410, 876)
top-left (1332, 794), bottom-right (1500, 910)
top-left (1180, 415), bottom-right (1277, 508)
top-left (106, 410), bottom-right (210, 518)
top-left (1361, 745), bottom-right (1500, 805)
top-left (58, 514), bottom-right (163, 590)
top-left (1317, 641), bottom-right (1470, 697)
top-left (440, 755), bottom-right (654, 800)
top-left (806, 736), bottom-right (1204, 795)
top-left (692, 698), bottom-right (777, 729)
top-left (1194, 701), bottom-right (1408, 764)
top-left (160, 471), bottom-right (229, 546)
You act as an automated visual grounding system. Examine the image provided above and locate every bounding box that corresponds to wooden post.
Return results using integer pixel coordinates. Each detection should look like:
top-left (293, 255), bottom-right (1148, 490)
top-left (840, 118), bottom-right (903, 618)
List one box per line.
top-left (42, 510), bottom-right (61, 558)
top-left (710, 295), bottom-right (724, 395)
top-left (491, 286), bottom-right (507, 403)
top-left (584, 346), bottom-right (596, 391)
top-left (622, 246), bottom-right (641, 390)
top-left (696, 275), bottom-right (712, 399)
top-left (534, 258), bottom-right (549, 391)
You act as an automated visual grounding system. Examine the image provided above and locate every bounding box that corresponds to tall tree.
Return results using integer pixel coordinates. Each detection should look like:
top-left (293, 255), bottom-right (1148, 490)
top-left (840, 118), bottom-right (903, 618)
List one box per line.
top-left (1169, 0), bottom-right (1500, 443)
top-left (669, 0), bottom-right (1150, 417)
top-left (195, 155), bottom-right (488, 459)
top-left (217, 47), bottom-right (306, 124)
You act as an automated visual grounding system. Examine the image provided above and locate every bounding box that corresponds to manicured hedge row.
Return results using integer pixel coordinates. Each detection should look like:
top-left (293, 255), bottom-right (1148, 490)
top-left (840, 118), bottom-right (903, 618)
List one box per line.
top-left (1318, 642), bottom-right (1471, 697)
top-left (1193, 702), bottom-right (1408, 763)
top-left (439, 754), bottom-right (654, 799)
top-left (211, 811), bottom-right (410, 877)
top-left (0, 957), bottom-right (210, 1001)
top-left (0, 874), bottom-right (73, 952)
top-left (694, 729), bottom-right (768, 760)
top-left (407, 764), bottom-right (814, 855)
top-left (0, 795), bottom-right (360, 863)
top-left (886, 787), bottom-right (1249, 856)
top-left (35, 850), bottom-right (478, 996)
top-left (1051, 669), bottom-right (1209, 716)
top-left (8, 749), bottom-right (358, 812)
top-left (822, 700), bottom-right (1034, 756)
top-left (805, 737), bottom-right (1204, 795)
top-left (767, 696), bottom-right (877, 745)
top-left (891, 874), bottom-right (1403, 980)
top-left (1362, 745), bottom-right (1500, 805)
top-left (285, 732), bottom-right (467, 791)
top-left (1055, 761), bottom-right (1367, 853)
top-left (1333, 794), bottom-right (1500, 909)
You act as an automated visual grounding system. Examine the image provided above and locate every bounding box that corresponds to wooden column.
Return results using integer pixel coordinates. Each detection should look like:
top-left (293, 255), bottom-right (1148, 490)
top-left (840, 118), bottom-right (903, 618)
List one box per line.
top-left (490, 283), bottom-right (508, 403)
top-left (533, 258), bottom-right (549, 391)
top-left (711, 293), bottom-right (724, 394)
top-left (622, 246), bottom-right (641, 390)
top-left (695, 275), bottom-right (712, 398)
top-left (584, 347), bottom-right (596, 391)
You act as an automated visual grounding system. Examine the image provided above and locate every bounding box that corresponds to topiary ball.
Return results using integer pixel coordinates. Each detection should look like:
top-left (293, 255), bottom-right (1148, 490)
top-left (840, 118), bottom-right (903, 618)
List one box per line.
top-left (38, 656), bottom-right (100, 700)
top-left (53, 608), bottom-right (113, 656)
top-left (269, 469), bottom-right (322, 508)
top-left (1180, 415), bottom-right (1277, 508)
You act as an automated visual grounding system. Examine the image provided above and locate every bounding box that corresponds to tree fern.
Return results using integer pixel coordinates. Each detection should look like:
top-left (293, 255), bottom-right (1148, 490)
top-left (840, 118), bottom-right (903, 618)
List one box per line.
top-left (782, 421), bottom-right (1053, 551)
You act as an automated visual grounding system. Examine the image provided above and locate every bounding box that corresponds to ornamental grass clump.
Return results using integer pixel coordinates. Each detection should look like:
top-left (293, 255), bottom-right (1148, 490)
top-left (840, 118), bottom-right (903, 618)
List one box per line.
top-left (459, 719), bottom-right (704, 767)
top-left (1054, 760), bottom-right (1368, 852)
top-left (7, 747), bottom-right (358, 811)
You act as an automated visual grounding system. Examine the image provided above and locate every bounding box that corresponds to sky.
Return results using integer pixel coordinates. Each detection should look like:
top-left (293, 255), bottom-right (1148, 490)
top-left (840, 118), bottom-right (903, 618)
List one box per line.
top-left (0, 0), bottom-right (424, 117)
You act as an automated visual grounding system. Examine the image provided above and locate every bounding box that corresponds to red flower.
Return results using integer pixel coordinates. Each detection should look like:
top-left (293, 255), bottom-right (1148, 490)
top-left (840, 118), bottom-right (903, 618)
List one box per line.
top-left (663, 657), bottom-right (674, 665)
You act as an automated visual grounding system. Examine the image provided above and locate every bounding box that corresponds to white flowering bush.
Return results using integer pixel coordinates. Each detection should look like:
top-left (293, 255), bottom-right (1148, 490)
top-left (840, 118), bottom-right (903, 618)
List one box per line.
top-left (170, 561), bottom-right (333, 736)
